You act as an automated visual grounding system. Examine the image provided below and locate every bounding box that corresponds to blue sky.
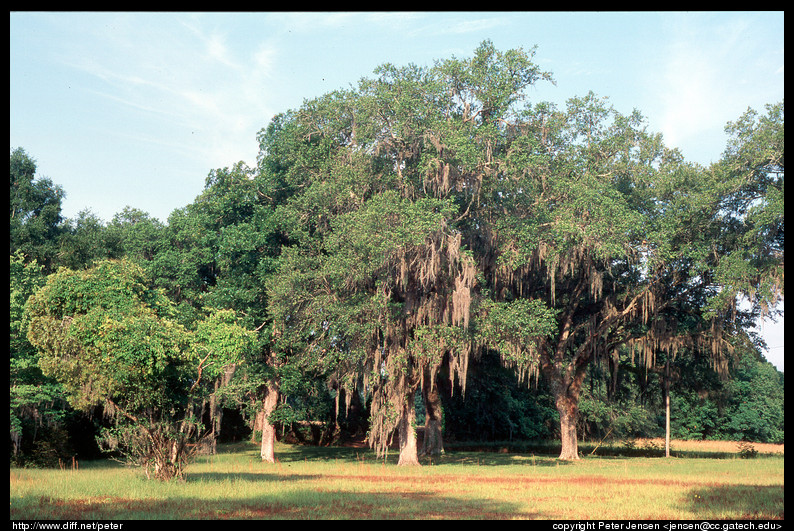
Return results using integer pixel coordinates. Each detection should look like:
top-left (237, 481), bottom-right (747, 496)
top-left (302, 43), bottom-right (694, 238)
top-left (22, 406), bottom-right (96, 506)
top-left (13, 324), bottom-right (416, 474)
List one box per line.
top-left (9, 11), bottom-right (784, 369)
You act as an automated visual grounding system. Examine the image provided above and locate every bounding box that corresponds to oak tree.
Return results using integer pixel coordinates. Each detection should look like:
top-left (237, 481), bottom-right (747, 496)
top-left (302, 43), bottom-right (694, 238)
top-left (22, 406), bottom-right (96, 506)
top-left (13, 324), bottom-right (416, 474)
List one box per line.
top-left (265, 41), bottom-right (552, 465)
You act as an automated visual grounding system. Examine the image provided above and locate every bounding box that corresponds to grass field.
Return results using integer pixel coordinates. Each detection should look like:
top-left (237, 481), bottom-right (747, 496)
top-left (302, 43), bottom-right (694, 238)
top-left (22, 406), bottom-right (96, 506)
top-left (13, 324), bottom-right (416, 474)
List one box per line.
top-left (10, 440), bottom-right (784, 520)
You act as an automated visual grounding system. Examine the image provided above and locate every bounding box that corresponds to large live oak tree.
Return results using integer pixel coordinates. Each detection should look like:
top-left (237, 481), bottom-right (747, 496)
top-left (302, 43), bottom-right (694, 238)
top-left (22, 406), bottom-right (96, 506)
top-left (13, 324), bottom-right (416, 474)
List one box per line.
top-left (264, 41), bottom-right (553, 465)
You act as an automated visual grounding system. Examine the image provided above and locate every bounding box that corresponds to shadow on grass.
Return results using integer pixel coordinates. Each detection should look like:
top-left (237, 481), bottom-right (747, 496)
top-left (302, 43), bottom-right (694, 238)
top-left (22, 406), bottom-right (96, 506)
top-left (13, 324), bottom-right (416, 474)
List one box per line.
top-left (186, 471), bottom-right (324, 483)
top-left (429, 451), bottom-right (574, 467)
top-left (11, 487), bottom-right (533, 520)
top-left (278, 449), bottom-right (575, 468)
top-left (237, 442), bottom-right (575, 467)
top-left (274, 444), bottom-right (376, 463)
top-left (683, 484), bottom-right (784, 520)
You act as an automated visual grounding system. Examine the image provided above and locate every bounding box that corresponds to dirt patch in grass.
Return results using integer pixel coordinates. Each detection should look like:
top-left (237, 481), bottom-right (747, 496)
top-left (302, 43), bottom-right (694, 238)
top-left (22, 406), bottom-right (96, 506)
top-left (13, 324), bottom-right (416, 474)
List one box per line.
top-left (204, 503), bottom-right (310, 519)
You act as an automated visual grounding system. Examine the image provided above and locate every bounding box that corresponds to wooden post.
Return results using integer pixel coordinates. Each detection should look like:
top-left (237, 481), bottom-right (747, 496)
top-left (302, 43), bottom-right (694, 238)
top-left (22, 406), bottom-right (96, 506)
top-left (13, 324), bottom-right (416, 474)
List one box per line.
top-left (664, 359), bottom-right (670, 458)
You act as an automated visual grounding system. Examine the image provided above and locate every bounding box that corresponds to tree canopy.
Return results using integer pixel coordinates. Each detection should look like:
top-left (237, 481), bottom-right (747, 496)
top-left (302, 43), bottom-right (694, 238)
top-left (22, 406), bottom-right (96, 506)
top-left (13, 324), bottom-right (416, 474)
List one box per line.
top-left (10, 148), bottom-right (65, 272)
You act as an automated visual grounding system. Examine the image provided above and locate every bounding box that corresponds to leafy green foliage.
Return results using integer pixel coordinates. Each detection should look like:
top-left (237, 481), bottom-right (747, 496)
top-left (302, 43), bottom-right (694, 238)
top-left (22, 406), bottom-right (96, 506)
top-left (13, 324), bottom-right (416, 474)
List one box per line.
top-left (10, 252), bottom-right (69, 464)
top-left (24, 259), bottom-right (254, 478)
top-left (476, 298), bottom-right (556, 383)
top-left (25, 259), bottom-right (187, 411)
top-left (10, 148), bottom-right (65, 272)
top-left (709, 102), bottom-right (784, 319)
top-left (721, 354), bottom-right (784, 443)
top-left (104, 207), bottom-right (165, 263)
top-left (56, 209), bottom-right (112, 270)
top-left (192, 308), bottom-right (256, 382)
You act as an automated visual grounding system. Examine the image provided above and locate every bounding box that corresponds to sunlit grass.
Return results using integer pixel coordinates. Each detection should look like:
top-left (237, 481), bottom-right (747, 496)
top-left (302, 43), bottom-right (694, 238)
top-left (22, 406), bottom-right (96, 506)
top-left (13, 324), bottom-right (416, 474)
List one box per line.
top-left (630, 437), bottom-right (784, 455)
top-left (10, 440), bottom-right (784, 520)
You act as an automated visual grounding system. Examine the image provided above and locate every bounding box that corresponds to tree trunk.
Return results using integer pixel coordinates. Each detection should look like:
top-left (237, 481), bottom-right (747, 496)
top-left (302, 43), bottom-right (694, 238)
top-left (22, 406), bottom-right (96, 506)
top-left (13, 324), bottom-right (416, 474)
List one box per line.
top-left (556, 392), bottom-right (581, 460)
top-left (260, 383), bottom-right (279, 463)
top-left (546, 361), bottom-right (586, 461)
top-left (419, 372), bottom-right (444, 457)
top-left (664, 360), bottom-right (671, 458)
top-left (209, 379), bottom-right (221, 454)
top-left (337, 386), bottom-right (366, 440)
top-left (397, 389), bottom-right (420, 466)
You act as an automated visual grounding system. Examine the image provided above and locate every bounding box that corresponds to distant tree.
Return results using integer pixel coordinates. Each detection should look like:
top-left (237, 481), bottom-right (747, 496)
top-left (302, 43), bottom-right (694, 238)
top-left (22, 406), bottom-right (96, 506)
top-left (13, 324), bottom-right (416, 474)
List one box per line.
top-left (442, 348), bottom-right (557, 442)
top-left (56, 209), bottom-right (110, 270)
top-left (10, 148), bottom-right (65, 272)
top-left (576, 353), bottom-right (660, 443)
top-left (104, 207), bottom-right (166, 264)
top-left (721, 352), bottom-right (784, 443)
top-left (663, 344), bottom-right (784, 444)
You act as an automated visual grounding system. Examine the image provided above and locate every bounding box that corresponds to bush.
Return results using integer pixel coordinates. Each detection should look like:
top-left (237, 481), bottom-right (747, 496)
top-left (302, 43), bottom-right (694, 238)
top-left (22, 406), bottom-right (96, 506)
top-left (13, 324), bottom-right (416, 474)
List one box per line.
top-left (737, 441), bottom-right (758, 459)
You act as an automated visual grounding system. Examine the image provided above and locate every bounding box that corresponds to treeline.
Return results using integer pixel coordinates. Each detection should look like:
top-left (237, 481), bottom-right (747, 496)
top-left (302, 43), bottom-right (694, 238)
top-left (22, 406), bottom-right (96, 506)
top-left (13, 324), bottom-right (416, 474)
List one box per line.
top-left (10, 42), bottom-right (783, 476)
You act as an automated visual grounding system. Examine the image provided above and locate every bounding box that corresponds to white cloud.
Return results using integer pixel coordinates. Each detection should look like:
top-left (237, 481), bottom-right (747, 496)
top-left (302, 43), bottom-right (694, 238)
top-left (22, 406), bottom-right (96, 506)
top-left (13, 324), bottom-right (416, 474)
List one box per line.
top-left (441, 16), bottom-right (509, 35)
top-left (253, 44), bottom-right (277, 74)
top-left (656, 45), bottom-right (720, 151)
top-left (57, 14), bottom-right (278, 171)
top-left (267, 11), bottom-right (423, 32)
top-left (205, 32), bottom-right (239, 69)
top-left (648, 13), bottom-right (783, 164)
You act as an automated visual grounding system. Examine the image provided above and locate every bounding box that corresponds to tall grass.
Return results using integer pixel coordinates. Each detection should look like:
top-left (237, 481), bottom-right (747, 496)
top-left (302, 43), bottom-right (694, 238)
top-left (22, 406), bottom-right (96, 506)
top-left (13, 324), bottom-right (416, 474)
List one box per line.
top-left (10, 440), bottom-right (784, 520)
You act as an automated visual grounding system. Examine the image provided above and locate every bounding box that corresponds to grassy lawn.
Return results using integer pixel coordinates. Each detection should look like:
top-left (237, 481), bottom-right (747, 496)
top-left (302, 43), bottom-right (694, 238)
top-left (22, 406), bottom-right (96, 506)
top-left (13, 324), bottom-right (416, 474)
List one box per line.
top-left (10, 440), bottom-right (784, 520)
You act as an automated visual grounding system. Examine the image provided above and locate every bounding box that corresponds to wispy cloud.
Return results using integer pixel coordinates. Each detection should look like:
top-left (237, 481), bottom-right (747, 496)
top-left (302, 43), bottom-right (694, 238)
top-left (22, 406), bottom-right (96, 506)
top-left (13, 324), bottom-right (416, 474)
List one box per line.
top-left (656, 41), bottom-right (720, 151)
top-left (402, 13), bottom-right (509, 40)
top-left (267, 11), bottom-right (424, 32)
top-left (56, 13), bottom-right (277, 171)
top-left (440, 16), bottom-right (508, 35)
top-left (649, 13), bottom-right (783, 162)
